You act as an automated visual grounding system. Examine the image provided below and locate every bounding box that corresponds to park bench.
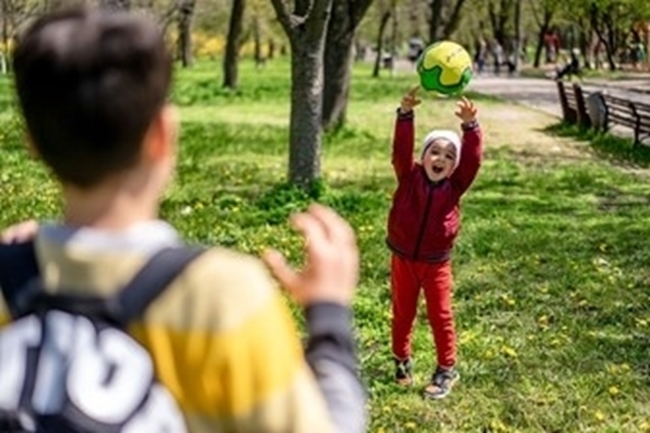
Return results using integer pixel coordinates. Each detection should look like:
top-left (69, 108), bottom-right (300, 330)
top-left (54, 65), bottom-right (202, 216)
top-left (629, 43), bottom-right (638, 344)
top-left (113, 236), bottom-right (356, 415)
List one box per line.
top-left (598, 93), bottom-right (650, 146)
top-left (556, 80), bottom-right (591, 128)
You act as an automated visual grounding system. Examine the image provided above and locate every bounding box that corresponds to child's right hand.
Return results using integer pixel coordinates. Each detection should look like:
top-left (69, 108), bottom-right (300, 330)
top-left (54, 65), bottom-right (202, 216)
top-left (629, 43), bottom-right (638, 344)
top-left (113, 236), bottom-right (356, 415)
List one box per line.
top-left (262, 204), bottom-right (359, 307)
top-left (400, 86), bottom-right (421, 114)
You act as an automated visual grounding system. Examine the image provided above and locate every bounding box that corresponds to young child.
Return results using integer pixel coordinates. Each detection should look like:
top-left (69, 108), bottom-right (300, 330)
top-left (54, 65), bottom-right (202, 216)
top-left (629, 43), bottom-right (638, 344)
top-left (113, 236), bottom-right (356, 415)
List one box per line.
top-left (387, 86), bottom-right (483, 399)
top-left (0, 8), bottom-right (365, 433)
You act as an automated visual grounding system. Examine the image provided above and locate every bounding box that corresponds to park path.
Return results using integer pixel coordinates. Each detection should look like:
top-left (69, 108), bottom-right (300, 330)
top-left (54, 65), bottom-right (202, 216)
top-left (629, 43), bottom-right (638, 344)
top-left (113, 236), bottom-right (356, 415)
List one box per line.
top-left (467, 75), bottom-right (650, 118)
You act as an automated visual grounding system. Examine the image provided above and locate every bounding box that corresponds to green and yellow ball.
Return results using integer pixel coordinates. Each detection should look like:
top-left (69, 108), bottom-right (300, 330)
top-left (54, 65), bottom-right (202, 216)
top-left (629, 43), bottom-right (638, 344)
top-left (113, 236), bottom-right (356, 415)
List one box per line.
top-left (416, 41), bottom-right (473, 95)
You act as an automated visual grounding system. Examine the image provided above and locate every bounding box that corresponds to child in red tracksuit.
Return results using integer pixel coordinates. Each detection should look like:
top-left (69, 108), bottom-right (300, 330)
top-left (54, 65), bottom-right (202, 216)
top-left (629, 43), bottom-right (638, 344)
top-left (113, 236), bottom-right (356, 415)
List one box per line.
top-left (386, 86), bottom-right (483, 399)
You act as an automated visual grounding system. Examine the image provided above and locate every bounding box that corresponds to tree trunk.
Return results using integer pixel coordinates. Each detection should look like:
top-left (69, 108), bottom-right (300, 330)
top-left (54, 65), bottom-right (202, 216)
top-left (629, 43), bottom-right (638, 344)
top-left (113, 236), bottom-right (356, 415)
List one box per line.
top-left (322, 28), bottom-right (354, 131)
top-left (223, 0), bottom-right (246, 89)
top-left (270, 0), bottom-right (334, 188)
top-left (253, 15), bottom-right (264, 66)
top-left (590, 4), bottom-right (616, 71)
top-left (268, 38), bottom-right (275, 59)
top-left (429, 0), bottom-right (446, 43)
top-left (1, 0), bottom-right (7, 74)
top-left (177, 0), bottom-right (195, 68)
top-left (532, 6), bottom-right (553, 68)
top-left (287, 40), bottom-right (325, 185)
top-left (442, 0), bottom-right (468, 39)
top-left (322, 0), bottom-right (373, 130)
top-left (408, 0), bottom-right (421, 38)
top-left (512, 0), bottom-right (522, 72)
top-left (372, 11), bottom-right (391, 78)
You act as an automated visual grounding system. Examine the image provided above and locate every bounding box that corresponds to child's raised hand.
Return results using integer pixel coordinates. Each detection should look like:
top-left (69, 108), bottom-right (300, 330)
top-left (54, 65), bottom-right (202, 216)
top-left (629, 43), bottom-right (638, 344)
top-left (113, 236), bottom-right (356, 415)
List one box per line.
top-left (400, 86), bottom-right (421, 114)
top-left (454, 97), bottom-right (477, 124)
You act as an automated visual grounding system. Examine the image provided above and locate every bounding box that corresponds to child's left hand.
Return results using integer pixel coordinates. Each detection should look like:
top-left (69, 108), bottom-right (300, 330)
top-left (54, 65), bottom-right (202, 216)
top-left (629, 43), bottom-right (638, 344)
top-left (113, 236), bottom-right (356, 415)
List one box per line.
top-left (454, 97), bottom-right (477, 124)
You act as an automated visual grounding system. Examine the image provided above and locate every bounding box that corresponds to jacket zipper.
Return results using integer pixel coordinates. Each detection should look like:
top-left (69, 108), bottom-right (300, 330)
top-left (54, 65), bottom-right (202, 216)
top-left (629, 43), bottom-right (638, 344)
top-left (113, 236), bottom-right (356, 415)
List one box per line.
top-left (412, 185), bottom-right (434, 259)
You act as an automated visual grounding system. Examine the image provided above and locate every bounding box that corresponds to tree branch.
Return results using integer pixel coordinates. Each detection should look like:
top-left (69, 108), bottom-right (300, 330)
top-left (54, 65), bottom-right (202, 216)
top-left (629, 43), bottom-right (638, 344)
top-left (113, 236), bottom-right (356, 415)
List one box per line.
top-left (270, 0), bottom-right (295, 36)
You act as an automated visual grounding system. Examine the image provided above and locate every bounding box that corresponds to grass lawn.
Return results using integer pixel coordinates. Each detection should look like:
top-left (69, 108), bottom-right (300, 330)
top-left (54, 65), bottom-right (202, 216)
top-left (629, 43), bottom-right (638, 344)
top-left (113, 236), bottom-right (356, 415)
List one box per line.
top-left (1, 59), bottom-right (650, 432)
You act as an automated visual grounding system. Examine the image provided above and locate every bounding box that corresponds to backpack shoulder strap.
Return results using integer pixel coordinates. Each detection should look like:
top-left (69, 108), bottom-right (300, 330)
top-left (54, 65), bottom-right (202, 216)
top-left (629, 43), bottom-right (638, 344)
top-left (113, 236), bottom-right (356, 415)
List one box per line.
top-left (0, 241), bottom-right (39, 317)
top-left (107, 246), bottom-right (206, 325)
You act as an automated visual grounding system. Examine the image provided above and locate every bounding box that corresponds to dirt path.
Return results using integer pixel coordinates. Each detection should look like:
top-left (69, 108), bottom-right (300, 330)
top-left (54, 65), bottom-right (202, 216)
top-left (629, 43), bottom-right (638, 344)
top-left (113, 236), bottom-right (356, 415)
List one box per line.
top-left (479, 103), bottom-right (595, 164)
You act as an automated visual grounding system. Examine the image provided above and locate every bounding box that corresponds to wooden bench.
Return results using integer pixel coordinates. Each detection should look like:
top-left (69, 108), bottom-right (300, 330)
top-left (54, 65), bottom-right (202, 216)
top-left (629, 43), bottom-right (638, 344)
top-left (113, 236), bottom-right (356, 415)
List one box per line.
top-left (556, 80), bottom-right (591, 128)
top-left (599, 93), bottom-right (650, 146)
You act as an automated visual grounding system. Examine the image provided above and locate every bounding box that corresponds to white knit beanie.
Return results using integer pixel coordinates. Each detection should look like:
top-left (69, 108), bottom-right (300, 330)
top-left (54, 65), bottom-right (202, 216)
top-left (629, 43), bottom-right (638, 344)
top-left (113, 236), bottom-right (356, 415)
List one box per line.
top-left (421, 129), bottom-right (462, 169)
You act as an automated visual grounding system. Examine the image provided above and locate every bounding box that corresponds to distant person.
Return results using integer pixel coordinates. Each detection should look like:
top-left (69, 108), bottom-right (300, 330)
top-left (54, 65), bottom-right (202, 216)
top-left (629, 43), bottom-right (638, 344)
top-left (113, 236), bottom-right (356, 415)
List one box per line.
top-left (492, 41), bottom-right (504, 75)
top-left (386, 86), bottom-right (483, 400)
top-left (408, 37), bottom-right (425, 63)
top-left (474, 38), bottom-right (487, 74)
top-left (556, 48), bottom-right (582, 80)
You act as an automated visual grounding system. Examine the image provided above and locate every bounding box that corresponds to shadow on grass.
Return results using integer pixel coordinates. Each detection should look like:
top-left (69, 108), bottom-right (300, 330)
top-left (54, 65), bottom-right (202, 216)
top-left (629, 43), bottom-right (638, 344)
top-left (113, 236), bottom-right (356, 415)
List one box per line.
top-left (543, 121), bottom-right (650, 169)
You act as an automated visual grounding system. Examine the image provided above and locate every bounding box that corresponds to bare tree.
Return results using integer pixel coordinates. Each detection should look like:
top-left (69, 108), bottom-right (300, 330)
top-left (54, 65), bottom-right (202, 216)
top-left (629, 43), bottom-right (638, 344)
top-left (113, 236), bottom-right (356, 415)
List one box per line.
top-left (270, 0), bottom-right (334, 187)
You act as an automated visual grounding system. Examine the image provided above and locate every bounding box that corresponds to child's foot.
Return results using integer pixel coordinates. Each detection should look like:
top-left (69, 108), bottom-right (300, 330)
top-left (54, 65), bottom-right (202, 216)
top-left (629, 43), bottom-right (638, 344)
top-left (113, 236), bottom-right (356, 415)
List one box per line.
top-left (394, 357), bottom-right (413, 386)
top-left (423, 366), bottom-right (459, 399)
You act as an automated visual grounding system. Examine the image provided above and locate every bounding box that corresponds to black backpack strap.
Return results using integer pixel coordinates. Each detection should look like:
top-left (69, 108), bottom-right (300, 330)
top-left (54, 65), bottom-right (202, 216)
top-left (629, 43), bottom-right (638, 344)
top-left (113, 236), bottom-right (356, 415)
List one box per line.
top-left (106, 246), bottom-right (206, 325)
top-left (0, 241), bottom-right (40, 317)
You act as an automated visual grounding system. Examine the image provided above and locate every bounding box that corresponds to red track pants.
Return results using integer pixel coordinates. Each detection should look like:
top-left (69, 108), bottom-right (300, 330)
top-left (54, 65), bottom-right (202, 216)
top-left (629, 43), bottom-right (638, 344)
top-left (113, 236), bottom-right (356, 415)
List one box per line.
top-left (390, 254), bottom-right (456, 367)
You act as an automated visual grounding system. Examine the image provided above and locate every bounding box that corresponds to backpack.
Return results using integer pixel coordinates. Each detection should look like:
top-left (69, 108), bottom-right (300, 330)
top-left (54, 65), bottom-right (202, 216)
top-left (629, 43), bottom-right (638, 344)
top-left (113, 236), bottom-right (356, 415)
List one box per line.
top-left (0, 242), bottom-right (204, 433)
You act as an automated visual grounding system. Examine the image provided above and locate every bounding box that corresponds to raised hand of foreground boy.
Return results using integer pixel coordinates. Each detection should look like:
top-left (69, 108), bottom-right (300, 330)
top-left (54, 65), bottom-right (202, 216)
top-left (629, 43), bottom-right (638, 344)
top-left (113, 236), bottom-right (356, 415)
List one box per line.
top-left (262, 204), bottom-right (359, 307)
top-left (263, 204), bottom-right (366, 433)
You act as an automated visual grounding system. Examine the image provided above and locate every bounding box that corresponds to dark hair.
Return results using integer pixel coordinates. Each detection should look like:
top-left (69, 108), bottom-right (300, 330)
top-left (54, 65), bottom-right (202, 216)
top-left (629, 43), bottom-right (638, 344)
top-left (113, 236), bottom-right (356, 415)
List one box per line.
top-left (12, 7), bottom-right (172, 188)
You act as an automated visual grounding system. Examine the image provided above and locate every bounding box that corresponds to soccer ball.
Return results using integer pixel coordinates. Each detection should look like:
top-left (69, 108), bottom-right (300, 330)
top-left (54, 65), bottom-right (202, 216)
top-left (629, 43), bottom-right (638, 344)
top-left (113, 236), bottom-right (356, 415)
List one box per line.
top-left (416, 41), bottom-right (473, 95)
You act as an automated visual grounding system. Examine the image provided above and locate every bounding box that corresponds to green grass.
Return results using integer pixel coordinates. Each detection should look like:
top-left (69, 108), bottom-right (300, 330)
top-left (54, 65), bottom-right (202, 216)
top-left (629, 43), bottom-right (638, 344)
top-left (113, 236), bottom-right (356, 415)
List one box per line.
top-left (2, 59), bottom-right (650, 432)
top-left (545, 122), bottom-right (650, 169)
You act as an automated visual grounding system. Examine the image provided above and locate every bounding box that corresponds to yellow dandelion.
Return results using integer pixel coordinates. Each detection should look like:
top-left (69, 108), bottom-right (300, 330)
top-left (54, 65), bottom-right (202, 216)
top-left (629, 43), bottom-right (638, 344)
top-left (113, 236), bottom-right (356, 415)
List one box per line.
top-left (594, 410), bottom-right (605, 421)
top-left (608, 386), bottom-right (619, 396)
top-left (640, 421), bottom-right (649, 431)
top-left (501, 346), bottom-right (518, 358)
top-left (404, 421), bottom-right (417, 430)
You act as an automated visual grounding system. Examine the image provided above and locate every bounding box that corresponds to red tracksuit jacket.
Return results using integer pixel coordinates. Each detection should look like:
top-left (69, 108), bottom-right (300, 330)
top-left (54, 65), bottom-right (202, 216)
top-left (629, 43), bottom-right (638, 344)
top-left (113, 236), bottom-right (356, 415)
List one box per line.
top-left (386, 110), bottom-right (483, 262)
